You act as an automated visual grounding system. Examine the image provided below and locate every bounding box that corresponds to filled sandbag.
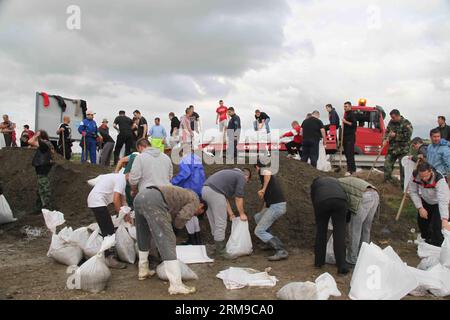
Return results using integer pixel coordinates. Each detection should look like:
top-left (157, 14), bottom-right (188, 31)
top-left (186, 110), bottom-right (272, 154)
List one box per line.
top-left (84, 227), bottom-right (103, 259)
top-left (0, 194), bottom-right (16, 224)
top-left (71, 227), bottom-right (91, 252)
top-left (47, 227), bottom-right (83, 266)
top-left (277, 273), bottom-right (341, 300)
top-left (73, 235), bottom-right (115, 293)
top-left (42, 209), bottom-right (65, 233)
top-left (225, 217), bottom-right (253, 258)
top-left (325, 235), bottom-right (335, 264)
top-left (115, 207), bottom-right (136, 264)
top-left (440, 229), bottom-right (450, 268)
top-left (156, 261), bottom-right (198, 281)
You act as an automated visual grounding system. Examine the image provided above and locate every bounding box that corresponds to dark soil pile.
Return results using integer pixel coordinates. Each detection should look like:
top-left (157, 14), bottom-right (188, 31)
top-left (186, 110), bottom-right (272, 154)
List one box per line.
top-left (0, 148), bottom-right (413, 248)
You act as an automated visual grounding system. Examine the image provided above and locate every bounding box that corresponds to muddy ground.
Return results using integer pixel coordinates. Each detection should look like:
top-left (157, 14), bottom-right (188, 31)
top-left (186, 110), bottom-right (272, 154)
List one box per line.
top-left (0, 148), bottom-right (444, 300)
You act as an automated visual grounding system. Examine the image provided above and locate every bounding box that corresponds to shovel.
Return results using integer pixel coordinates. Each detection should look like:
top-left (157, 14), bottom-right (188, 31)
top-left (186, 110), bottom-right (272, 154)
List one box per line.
top-left (366, 141), bottom-right (385, 180)
top-left (395, 160), bottom-right (420, 221)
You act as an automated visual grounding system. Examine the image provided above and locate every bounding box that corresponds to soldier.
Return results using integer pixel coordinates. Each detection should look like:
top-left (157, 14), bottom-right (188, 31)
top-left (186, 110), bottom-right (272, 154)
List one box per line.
top-left (382, 109), bottom-right (413, 188)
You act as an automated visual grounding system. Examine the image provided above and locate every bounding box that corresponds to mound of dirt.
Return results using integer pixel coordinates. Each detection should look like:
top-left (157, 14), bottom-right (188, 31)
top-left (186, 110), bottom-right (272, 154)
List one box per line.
top-left (0, 148), bottom-right (413, 248)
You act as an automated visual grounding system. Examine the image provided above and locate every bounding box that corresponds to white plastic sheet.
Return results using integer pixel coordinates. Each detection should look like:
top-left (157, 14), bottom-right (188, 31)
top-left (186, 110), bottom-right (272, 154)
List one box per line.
top-left (0, 194), bottom-right (16, 224)
top-left (349, 243), bottom-right (418, 300)
top-left (216, 267), bottom-right (278, 290)
top-left (277, 273), bottom-right (341, 300)
top-left (176, 245), bottom-right (214, 264)
top-left (225, 218), bottom-right (253, 258)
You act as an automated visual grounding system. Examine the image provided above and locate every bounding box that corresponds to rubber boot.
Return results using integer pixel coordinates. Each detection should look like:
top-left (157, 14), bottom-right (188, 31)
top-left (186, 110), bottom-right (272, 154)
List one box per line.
top-left (181, 234), bottom-right (196, 245)
top-left (194, 232), bottom-right (202, 245)
top-left (214, 240), bottom-right (235, 260)
top-left (164, 260), bottom-right (196, 295)
top-left (267, 237), bottom-right (289, 261)
top-left (138, 251), bottom-right (155, 280)
top-left (105, 247), bottom-right (127, 269)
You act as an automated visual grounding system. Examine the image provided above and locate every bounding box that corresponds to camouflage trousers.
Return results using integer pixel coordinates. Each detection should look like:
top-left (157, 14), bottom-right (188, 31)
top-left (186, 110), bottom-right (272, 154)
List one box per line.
top-left (384, 148), bottom-right (408, 188)
top-left (36, 174), bottom-right (51, 211)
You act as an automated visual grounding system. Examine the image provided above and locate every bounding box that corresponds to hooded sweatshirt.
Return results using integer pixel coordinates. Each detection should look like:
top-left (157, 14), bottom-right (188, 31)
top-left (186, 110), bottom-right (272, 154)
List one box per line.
top-left (427, 139), bottom-right (450, 175)
top-left (128, 147), bottom-right (173, 192)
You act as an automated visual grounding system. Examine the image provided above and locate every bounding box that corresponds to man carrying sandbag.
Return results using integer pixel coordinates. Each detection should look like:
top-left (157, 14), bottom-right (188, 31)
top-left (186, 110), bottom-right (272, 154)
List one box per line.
top-left (409, 161), bottom-right (450, 247)
top-left (254, 160), bottom-right (288, 261)
top-left (133, 185), bottom-right (207, 295)
top-left (87, 173), bottom-right (128, 269)
top-left (338, 177), bottom-right (379, 265)
top-left (310, 176), bottom-right (350, 275)
top-left (202, 168), bottom-right (251, 259)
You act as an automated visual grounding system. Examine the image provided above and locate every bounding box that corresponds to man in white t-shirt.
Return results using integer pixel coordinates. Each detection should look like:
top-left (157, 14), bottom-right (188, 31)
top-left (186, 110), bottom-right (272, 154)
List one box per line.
top-left (87, 173), bottom-right (128, 269)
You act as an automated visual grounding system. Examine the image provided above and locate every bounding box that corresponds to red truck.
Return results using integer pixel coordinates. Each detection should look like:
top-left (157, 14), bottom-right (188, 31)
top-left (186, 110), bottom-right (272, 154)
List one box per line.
top-left (200, 98), bottom-right (388, 156)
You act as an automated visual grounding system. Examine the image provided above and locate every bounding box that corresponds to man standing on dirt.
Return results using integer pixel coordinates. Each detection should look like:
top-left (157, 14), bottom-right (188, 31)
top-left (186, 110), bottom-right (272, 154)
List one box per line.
top-left (216, 100), bottom-right (229, 141)
top-left (98, 119), bottom-right (115, 166)
top-left (310, 176), bottom-right (349, 275)
top-left (300, 110), bottom-right (327, 168)
top-left (133, 110), bottom-right (148, 140)
top-left (435, 116), bottom-right (450, 141)
top-left (78, 110), bottom-right (102, 164)
top-left (133, 185), bottom-right (207, 295)
top-left (338, 177), bottom-right (379, 265)
top-left (202, 168), bottom-right (251, 259)
top-left (148, 117), bottom-right (167, 153)
top-left (226, 107), bottom-right (241, 160)
top-left (56, 116), bottom-right (72, 160)
top-left (409, 162), bottom-right (450, 246)
top-left (342, 101), bottom-right (357, 176)
top-left (427, 128), bottom-right (450, 178)
top-left (113, 110), bottom-right (135, 165)
top-left (254, 160), bottom-right (288, 261)
top-left (0, 114), bottom-right (16, 147)
top-left (28, 130), bottom-right (54, 214)
top-left (20, 125), bottom-right (34, 147)
top-left (281, 120), bottom-right (302, 160)
top-left (383, 109), bottom-right (413, 187)
top-left (87, 173), bottom-right (128, 269)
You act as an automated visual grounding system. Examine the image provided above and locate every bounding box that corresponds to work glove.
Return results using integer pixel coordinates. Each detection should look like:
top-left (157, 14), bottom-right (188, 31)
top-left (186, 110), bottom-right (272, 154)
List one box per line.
top-left (81, 131), bottom-right (87, 137)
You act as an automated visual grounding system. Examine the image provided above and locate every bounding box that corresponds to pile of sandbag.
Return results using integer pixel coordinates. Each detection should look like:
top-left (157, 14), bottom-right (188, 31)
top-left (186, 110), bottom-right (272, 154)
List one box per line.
top-left (277, 273), bottom-right (341, 300)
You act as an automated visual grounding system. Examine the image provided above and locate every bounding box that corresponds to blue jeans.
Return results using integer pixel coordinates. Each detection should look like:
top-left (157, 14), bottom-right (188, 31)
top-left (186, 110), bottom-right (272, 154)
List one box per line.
top-left (82, 137), bottom-right (97, 164)
top-left (253, 118), bottom-right (271, 133)
top-left (254, 202), bottom-right (287, 242)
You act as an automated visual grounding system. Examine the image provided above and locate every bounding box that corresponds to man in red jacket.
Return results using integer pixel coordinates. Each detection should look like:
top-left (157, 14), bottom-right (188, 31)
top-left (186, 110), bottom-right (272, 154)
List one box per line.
top-left (281, 121), bottom-right (302, 160)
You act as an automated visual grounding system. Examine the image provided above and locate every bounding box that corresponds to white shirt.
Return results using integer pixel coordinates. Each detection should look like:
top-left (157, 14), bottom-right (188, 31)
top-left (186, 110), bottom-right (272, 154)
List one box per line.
top-left (87, 173), bottom-right (126, 208)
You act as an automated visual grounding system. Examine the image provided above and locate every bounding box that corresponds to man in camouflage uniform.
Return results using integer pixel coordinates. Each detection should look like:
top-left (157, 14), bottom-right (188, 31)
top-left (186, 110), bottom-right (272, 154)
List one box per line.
top-left (382, 109), bottom-right (413, 188)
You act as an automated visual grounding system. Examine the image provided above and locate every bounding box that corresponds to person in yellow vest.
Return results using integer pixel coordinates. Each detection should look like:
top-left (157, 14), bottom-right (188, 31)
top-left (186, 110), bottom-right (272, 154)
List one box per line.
top-left (148, 117), bottom-right (167, 152)
top-left (338, 177), bottom-right (379, 265)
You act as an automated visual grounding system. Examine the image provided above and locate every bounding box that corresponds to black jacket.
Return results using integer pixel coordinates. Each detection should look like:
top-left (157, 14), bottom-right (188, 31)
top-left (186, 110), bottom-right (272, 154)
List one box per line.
top-left (310, 177), bottom-right (347, 206)
top-left (54, 95), bottom-right (67, 112)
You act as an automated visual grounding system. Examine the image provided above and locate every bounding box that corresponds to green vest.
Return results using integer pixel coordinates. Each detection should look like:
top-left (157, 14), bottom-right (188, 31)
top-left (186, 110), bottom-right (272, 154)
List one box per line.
top-left (338, 177), bottom-right (377, 214)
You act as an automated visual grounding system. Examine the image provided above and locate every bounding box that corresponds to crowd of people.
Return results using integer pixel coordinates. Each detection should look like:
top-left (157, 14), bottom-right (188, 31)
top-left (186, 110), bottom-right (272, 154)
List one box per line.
top-left (2, 99), bottom-right (450, 296)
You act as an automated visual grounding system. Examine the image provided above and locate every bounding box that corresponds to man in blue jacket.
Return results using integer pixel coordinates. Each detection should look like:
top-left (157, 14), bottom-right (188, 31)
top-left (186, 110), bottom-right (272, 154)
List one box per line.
top-left (171, 150), bottom-right (206, 244)
top-left (427, 128), bottom-right (450, 178)
top-left (78, 110), bottom-right (102, 164)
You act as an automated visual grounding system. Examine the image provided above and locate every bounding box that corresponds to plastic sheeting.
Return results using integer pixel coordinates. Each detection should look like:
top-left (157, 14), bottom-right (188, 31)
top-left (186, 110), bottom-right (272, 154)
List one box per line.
top-left (216, 267), bottom-right (278, 290)
top-left (176, 245), bottom-right (214, 264)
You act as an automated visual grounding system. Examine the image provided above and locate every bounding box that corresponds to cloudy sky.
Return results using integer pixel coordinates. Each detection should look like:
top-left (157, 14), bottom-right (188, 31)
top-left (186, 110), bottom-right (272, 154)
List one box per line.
top-left (0, 0), bottom-right (449, 140)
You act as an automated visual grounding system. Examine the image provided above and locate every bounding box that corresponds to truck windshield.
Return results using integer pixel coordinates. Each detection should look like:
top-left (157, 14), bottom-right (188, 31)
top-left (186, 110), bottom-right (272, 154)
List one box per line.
top-left (353, 110), bottom-right (381, 130)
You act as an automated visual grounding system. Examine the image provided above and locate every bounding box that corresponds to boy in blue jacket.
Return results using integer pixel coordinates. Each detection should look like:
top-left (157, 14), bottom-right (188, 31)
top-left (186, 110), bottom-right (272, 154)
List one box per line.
top-left (171, 150), bottom-right (206, 244)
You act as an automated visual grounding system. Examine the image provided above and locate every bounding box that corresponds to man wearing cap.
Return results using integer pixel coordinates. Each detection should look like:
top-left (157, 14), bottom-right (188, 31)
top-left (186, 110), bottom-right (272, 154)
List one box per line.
top-left (99, 118), bottom-right (115, 166)
top-left (78, 110), bottom-right (102, 164)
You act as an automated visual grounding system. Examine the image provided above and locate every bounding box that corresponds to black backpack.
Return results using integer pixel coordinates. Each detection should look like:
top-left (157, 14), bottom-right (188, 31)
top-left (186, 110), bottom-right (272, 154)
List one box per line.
top-left (32, 140), bottom-right (54, 168)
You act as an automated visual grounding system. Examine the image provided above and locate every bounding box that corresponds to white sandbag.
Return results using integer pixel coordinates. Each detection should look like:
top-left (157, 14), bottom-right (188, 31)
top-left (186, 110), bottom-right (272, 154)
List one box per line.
top-left (417, 256), bottom-right (440, 271)
top-left (84, 228), bottom-right (103, 258)
top-left (156, 261), bottom-right (198, 281)
top-left (325, 235), bottom-right (335, 264)
top-left (115, 209), bottom-right (136, 264)
top-left (225, 217), bottom-right (253, 258)
top-left (417, 241), bottom-right (441, 259)
top-left (87, 223), bottom-right (99, 231)
top-left (277, 272), bottom-right (341, 300)
top-left (0, 194), bottom-right (16, 224)
top-left (216, 267), bottom-right (278, 290)
top-left (42, 209), bottom-right (65, 233)
top-left (0, 133), bottom-right (5, 149)
top-left (87, 175), bottom-right (104, 187)
top-left (127, 225), bottom-right (137, 241)
top-left (428, 264), bottom-right (450, 297)
top-left (349, 243), bottom-right (418, 300)
top-left (176, 245), bottom-right (214, 264)
top-left (70, 227), bottom-right (90, 252)
top-left (73, 235), bottom-right (115, 293)
top-left (439, 229), bottom-right (450, 268)
top-left (47, 227), bottom-right (83, 266)
top-left (317, 144), bottom-right (332, 172)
